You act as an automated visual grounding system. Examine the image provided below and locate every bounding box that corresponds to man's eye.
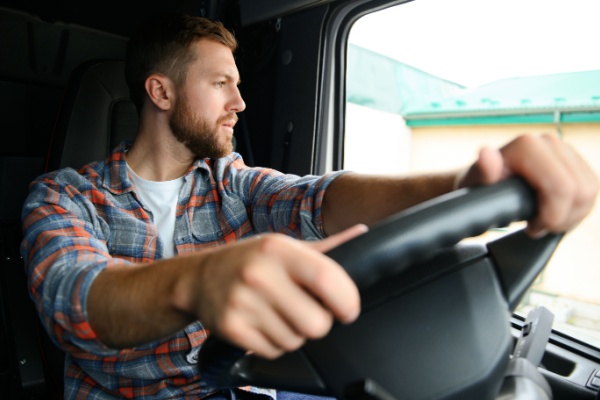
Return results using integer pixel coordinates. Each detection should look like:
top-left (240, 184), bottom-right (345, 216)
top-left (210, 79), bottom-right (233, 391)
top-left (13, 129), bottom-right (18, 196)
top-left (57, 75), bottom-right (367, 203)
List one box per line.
top-left (215, 81), bottom-right (225, 88)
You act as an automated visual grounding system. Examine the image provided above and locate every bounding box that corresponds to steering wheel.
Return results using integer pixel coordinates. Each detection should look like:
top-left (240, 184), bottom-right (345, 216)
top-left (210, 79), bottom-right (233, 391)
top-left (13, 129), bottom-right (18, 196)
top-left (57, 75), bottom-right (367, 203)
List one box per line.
top-left (198, 177), bottom-right (563, 399)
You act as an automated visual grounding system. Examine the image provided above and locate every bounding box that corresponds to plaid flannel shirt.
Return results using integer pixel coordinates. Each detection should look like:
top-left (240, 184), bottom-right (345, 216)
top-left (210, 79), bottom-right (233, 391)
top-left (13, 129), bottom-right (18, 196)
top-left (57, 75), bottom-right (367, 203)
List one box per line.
top-left (21, 141), bottom-right (342, 399)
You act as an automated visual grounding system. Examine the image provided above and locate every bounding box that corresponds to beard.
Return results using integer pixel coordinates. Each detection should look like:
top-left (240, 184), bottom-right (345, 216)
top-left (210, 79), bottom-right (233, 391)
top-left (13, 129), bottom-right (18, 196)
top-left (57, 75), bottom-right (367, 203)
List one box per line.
top-left (169, 98), bottom-right (236, 159)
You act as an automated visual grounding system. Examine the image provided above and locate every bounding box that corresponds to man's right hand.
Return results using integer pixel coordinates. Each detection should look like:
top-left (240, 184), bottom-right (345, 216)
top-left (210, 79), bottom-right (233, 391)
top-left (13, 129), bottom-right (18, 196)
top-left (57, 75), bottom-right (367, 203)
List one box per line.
top-left (177, 225), bottom-right (367, 359)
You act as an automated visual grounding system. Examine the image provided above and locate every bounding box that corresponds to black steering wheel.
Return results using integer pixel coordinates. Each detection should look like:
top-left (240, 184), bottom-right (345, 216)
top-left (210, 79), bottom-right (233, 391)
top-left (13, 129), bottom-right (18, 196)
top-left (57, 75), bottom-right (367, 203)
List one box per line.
top-left (198, 177), bottom-right (563, 399)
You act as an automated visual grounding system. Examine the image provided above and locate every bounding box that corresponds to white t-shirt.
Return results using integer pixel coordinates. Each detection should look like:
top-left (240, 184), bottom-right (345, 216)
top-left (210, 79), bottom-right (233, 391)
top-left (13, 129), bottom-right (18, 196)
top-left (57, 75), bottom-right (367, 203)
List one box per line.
top-left (127, 165), bottom-right (184, 258)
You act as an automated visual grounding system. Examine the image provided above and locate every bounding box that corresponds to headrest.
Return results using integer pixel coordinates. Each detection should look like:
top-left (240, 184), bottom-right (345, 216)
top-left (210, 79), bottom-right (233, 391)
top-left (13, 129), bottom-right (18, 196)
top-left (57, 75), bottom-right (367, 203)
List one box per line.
top-left (46, 60), bottom-right (138, 171)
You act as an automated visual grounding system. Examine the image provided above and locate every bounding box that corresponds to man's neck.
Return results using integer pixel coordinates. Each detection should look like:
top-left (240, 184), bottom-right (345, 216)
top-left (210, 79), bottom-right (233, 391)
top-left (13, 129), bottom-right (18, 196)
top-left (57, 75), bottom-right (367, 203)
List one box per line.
top-left (126, 123), bottom-right (195, 182)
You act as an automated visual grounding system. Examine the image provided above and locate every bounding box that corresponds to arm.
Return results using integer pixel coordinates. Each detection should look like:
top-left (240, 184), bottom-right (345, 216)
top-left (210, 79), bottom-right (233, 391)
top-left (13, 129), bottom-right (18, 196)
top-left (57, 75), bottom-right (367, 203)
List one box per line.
top-left (22, 172), bottom-right (364, 359)
top-left (88, 226), bottom-right (365, 358)
top-left (323, 134), bottom-right (598, 238)
top-left (322, 172), bottom-right (457, 235)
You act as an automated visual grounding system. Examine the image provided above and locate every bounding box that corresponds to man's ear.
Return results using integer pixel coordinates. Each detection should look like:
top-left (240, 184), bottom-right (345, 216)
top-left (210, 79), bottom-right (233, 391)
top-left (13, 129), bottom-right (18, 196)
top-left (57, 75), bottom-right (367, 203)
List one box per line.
top-left (144, 74), bottom-right (174, 111)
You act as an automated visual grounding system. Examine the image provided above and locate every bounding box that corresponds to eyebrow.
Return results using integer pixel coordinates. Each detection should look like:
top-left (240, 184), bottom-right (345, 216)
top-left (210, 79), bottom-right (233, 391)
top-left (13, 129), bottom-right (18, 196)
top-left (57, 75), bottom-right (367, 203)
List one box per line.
top-left (230, 75), bottom-right (242, 86)
top-left (227, 73), bottom-right (242, 85)
top-left (210, 71), bottom-right (241, 85)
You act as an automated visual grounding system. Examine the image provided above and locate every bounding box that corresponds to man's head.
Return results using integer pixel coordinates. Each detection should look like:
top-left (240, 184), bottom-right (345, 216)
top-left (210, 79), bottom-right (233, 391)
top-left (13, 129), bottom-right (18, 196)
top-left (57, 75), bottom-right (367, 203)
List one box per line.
top-left (126, 13), bottom-right (244, 159)
top-left (126, 13), bottom-right (237, 113)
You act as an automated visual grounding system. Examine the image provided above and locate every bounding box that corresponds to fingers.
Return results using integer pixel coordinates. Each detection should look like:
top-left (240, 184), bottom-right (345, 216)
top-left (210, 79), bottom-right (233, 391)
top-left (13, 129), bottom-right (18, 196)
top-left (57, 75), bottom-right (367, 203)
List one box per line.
top-left (231, 257), bottom-right (334, 358)
top-left (457, 146), bottom-right (508, 189)
top-left (499, 134), bottom-right (598, 236)
top-left (205, 233), bottom-right (361, 359)
top-left (219, 283), bottom-right (306, 359)
top-left (457, 133), bottom-right (598, 237)
top-left (253, 235), bottom-right (361, 325)
top-left (309, 223), bottom-right (368, 253)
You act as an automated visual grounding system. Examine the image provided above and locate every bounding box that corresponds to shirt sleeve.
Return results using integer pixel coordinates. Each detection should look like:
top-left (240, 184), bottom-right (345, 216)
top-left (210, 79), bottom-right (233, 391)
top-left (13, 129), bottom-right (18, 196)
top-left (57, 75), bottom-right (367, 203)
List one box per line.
top-left (20, 169), bottom-right (126, 356)
top-left (215, 154), bottom-right (348, 240)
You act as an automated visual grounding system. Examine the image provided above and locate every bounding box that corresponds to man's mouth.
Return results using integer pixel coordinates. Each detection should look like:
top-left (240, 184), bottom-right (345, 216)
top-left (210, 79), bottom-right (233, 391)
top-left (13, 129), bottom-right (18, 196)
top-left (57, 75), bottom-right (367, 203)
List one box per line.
top-left (219, 114), bottom-right (238, 131)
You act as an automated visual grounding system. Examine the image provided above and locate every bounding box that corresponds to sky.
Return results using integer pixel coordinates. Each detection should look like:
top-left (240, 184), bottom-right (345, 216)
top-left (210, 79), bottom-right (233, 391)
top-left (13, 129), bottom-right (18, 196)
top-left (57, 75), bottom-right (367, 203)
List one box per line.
top-left (349, 0), bottom-right (600, 88)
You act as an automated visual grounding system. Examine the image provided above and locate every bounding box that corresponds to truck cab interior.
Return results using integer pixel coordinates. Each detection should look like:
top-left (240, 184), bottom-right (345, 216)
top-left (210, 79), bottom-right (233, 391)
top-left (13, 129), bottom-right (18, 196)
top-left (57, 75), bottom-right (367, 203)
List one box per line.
top-left (1, 0), bottom-right (600, 399)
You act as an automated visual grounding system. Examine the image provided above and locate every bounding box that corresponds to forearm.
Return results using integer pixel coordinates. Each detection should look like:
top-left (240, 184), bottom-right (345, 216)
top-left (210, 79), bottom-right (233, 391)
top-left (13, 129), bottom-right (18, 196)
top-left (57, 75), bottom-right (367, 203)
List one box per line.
top-left (87, 256), bottom-right (201, 349)
top-left (88, 232), bottom-right (364, 359)
top-left (321, 172), bottom-right (458, 235)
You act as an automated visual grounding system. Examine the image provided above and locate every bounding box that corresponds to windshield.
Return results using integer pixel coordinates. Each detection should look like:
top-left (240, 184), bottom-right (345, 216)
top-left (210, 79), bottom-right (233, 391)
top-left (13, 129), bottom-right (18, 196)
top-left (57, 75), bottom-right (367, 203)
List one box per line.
top-left (344, 0), bottom-right (600, 347)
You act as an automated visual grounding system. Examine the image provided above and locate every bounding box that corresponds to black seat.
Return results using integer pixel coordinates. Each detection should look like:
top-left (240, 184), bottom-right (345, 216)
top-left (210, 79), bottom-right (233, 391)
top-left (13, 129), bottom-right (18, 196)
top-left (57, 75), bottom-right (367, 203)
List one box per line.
top-left (0, 59), bottom-right (136, 399)
top-left (46, 59), bottom-right (138, 171)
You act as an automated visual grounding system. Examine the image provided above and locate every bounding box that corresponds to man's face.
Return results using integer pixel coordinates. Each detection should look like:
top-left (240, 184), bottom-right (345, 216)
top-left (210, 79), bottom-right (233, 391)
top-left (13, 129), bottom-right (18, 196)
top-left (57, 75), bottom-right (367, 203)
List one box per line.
top-left (169, 39), bottom-right (245, 159)
top-left (169, 93), bottom-right (238, 159)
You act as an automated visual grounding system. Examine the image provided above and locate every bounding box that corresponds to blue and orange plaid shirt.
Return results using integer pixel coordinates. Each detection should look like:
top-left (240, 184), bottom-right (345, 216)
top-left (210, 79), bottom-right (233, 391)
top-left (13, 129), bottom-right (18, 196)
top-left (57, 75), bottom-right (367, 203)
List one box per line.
top-left (20, 141), bottom-right (342, 399)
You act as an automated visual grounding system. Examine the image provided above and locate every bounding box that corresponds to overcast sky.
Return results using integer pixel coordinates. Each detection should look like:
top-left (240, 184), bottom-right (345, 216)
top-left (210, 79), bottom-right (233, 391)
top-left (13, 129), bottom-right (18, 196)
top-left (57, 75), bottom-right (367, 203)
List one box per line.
top-left (349, 0), bottom-right (600, 87)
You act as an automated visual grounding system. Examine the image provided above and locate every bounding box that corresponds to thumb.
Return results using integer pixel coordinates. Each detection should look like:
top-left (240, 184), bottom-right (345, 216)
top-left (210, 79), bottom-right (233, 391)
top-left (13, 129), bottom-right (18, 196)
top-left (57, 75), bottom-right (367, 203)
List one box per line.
top-left (457, 146), bottom-right (508, 189)
top-left (310, 224), bottom-right (369, 253)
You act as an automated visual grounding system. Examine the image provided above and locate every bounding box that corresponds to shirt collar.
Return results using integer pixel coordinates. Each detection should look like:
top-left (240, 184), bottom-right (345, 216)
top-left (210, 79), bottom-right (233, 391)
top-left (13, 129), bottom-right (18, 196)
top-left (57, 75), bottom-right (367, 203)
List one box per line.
top-left (101, 140), bottom-right (219, 194)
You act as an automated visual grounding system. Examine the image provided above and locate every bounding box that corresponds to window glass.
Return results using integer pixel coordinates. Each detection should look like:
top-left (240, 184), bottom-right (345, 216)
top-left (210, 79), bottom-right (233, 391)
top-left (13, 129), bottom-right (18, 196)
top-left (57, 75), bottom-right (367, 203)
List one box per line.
top-left (345, 0), bottom-right (600, 347)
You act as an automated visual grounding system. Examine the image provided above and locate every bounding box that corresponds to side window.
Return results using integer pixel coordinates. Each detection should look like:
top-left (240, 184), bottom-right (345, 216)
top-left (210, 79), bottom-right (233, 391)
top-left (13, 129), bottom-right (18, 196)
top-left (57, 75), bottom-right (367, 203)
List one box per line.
top-left (345, 0), bottom-right (600, 346)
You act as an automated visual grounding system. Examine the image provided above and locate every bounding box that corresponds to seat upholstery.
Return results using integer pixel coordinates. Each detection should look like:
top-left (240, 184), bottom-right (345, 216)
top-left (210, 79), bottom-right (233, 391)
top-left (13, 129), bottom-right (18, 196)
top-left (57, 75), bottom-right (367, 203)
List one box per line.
top-left (1, 59), bottom-right (137, 397)
top-left (46, 59), bottom-right (138, 171)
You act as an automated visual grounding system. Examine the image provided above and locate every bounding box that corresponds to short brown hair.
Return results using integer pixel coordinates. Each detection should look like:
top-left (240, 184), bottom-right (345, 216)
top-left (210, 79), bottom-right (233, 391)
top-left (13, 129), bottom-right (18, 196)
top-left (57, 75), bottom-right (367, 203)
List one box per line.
top-left (125, 13), bottom-right (237, 112)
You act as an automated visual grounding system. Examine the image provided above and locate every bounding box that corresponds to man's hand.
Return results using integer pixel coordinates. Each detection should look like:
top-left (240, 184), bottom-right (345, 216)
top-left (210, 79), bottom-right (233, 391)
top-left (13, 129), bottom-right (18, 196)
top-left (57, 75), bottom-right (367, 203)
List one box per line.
top-left (457, 134), bottom-right (599, 237)
top-left (183, 225), bottom-right (367, 359)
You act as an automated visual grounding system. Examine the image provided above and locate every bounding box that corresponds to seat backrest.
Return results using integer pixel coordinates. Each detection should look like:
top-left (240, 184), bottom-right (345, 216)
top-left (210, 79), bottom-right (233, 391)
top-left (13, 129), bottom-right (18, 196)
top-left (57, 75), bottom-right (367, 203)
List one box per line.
top-left (0, 59), bottom-right (137, 398)
top-left (46, 59), bottom-right (138, 171)
top-left (43, 59), bottom-right (137, 392)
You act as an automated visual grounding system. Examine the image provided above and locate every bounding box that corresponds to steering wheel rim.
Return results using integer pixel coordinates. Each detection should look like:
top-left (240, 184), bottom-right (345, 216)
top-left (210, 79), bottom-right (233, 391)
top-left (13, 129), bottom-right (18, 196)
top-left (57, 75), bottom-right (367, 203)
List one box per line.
top-left (198, 177), bottom-right (539, 388)
top-left (326, 176), bottom-right (536, 291)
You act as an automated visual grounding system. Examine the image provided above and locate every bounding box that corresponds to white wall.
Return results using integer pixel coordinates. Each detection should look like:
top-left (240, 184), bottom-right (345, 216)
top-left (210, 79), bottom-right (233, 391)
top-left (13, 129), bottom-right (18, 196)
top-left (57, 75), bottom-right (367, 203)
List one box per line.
top-left (343, 103), bottom-right (411, 175)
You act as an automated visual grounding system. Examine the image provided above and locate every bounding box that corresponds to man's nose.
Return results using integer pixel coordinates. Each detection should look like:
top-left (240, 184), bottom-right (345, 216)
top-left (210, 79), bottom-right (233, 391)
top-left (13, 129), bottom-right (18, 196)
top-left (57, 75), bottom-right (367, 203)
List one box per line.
top-left (228, 87), bottom-right (246, 113)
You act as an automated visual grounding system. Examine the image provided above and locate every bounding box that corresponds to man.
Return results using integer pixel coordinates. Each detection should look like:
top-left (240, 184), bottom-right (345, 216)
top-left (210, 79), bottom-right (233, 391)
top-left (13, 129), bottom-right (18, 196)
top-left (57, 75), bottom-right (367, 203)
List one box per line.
top-left (21, 12), bottom-right (598, 400)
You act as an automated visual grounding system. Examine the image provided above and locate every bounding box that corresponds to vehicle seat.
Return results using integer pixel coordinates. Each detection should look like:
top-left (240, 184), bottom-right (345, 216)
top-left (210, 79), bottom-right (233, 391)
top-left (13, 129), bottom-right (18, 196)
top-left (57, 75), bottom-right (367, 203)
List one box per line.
top-left (46, 59), bottom-right (138, 171)
top-left (1, 59), bottom-right (137, 398)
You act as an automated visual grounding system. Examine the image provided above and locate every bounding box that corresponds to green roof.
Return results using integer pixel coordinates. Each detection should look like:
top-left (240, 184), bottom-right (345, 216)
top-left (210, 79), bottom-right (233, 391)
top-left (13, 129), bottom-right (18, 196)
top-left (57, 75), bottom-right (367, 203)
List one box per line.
top-left (346, 44), bottom-right (464, 115)
top-left (346, 44), bottom-right (600, 126)
top-left (404, 70), bottom-right (600, 125)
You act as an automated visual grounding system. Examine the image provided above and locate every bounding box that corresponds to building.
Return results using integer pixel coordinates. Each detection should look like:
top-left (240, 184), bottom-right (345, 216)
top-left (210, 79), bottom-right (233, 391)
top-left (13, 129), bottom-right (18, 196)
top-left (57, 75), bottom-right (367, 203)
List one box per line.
top-left (345, 44), bottom-right (600, 343)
